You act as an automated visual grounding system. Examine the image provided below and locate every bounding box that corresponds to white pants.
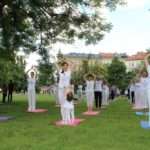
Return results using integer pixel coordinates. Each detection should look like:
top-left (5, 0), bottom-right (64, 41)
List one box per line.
top-left (58, 87), bottom-right (66, 105)
top-left (86, 91), bottom-right (94, 107)
top-left (28, 88), bottom-right (36, 111)
top-left (102, 91), bottom-right (109, 105)
top-left (61, 107), bottom-right (75, 124)
top-left (147, 88), bottom-right (150, 124)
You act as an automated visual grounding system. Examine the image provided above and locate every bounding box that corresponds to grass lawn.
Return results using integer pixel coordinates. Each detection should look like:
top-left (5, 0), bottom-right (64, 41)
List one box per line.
top-left (0, 94), bottom-right (150, 150)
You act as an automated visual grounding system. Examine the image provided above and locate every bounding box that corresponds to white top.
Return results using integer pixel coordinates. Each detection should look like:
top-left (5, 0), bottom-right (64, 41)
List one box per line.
top-left (63, 100), bottom-right (74, 109)
top-left (135, 82), bottom-right (142, 90)
top-left (95, 80), bottom-right (103, 91)
top-left (58, 70), bottom-right (71, 88)
top-left (130, 84), bottom-right (135, 92)
top-left (28, 78), bottom-right (36, 90)
top-left (103, 85), bottom-right (109, 92)
top-left (147, 65), bottom-right (150, 77)
top-left (78, 85), bottom-right (83, 90)
top-left (140, 77), bottom-right (148, 89)
top-left (86, 80), bottom-right (94, 92)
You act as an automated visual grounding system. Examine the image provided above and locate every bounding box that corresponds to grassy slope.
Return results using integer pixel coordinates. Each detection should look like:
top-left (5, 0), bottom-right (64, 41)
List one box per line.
top-left (0, 94), bottom-right (149, 150)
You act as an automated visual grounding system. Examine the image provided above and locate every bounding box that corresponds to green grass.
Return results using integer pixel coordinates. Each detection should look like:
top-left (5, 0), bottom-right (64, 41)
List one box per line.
top-left (0, 94), bottom-right (150, 150)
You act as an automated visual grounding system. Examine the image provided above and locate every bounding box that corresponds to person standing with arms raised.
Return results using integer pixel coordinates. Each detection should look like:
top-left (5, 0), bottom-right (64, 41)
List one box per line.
top-left (26, 66), bottom-right (37, 112)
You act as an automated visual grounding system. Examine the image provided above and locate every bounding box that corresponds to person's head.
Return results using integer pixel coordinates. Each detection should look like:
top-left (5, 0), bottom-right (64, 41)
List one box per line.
top-left (96, 76), bottom-right (101, 81)
top-left (103, 80), bottom-right (107, 85)
top-left (142, 70), bottom-right (148, 77)
top-left (87, 74), bottom-right (94, 81)
top-left (61, 61), bottom-right (69, 71)
top-left (30, 72), bottom-right (35, 78)
top-left (66, 91), bottom-right (74, 102)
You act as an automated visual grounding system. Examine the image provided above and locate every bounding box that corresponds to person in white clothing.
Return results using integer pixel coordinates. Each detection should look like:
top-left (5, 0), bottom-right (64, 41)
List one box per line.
top-left (94, 77), bottom-right (103, 109)
top-left (58, 61), bottom-right (72, 123)
top-left (61, 91), bottom-right (75, 124)
top-left (77, 84), bottom-right (83, 101)
top-left (102, 81), bottom-right (109, 106)
top-left (26, 67), bottom-right (37, 111)
top-left (58, 62), bottom-right (71, 106)
top-left (140, 71), bottom-right (148, 109)
top-left (85, 73), bottom-right (95, 112)
top-left (134, 77), bottom-right (143, 109)
top-left (145, 54), bottom-right (150, 118)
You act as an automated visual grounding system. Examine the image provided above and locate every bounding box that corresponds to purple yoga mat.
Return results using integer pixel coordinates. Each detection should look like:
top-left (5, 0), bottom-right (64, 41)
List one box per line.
top-left (0, 116), bottom-right (14, 122)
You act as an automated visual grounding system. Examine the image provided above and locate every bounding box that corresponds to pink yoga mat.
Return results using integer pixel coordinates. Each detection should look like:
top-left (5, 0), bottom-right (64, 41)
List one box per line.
top-left (55, 118), bottom-right (84, 127)
top-left (83, 111), bottom-right (100, 116)
top-left (27, 109), bottom-right (48, 113)
top-left (132, 106), bottom-right (144, 110)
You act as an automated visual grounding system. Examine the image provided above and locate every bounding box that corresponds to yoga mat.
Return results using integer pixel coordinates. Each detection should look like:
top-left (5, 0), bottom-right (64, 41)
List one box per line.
top-left (0, 116), bottom-right (14, 122)
top-left (135, 112), bottom-right (144, 116)
top-left (55, 118), bottom-right (84, 127)
top-left (83, 111), bottom-right (100, 116)
top-left (27, 109), bottom-right (48, 113)
top-left (141, 121), bottom-right (150, 129)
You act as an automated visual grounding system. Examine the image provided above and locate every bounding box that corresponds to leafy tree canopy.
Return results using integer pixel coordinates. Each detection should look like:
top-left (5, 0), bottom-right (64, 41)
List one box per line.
top-left (0, 0), bottom-right (125, 61)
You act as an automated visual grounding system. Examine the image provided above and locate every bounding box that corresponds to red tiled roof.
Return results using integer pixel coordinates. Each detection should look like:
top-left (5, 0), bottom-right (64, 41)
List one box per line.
top-left (99, 52), bottom-right (115, 59)
top-left (126, 52), bottom-right (148, 61)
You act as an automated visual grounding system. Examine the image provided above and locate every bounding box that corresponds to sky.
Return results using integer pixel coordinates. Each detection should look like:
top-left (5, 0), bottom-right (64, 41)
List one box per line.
top-left (26, 0), bottom-right (150, 67)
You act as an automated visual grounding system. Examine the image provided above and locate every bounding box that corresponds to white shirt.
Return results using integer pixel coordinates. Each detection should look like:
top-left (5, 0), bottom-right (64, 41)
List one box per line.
top-left (78, 85), bottom-right (83, 90)
top-left (95, 80), bottom-right (103, 91)
top-left (58, 70), bottom-right (71, 88)
top-left (28, 78), bottom-right (36, 90)
top-left (130, 84), bottom-right (135, 92)
top-left (86, 80), bottom-right (94, 92)
top-left (103, 85), bottom-right (109, 92)
top-left (140, 77), bottom-right (147, 89)
top-left (147, 65), bottom-right (150, 77)
top-left (63, 100), bottom-right (74, 109)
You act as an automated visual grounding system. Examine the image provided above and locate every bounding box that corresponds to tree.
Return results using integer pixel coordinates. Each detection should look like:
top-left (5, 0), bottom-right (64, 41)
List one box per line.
top-left (107, 57), bottom-right (127, 91)
top-left (0, 0), bottom-right (125, 62)
top-left (0, 0), bottom-right (125, 88)
top-left (0, 56), bottom-right (26, 91)
top-left (38, 61), bottom-right (54, 86)
top-left (72, 59), bottom-right (107, 87)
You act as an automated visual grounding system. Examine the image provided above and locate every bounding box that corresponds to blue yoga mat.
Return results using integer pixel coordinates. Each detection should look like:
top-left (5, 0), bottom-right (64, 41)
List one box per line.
top-left (136, 112), bottom-right (144, 116)
top-left (140, 121), bottom-right (150, 129)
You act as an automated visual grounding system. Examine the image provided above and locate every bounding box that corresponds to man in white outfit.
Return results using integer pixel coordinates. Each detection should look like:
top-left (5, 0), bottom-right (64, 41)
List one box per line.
top-left (145, 54), bottom-right (150, 124)
top-left (58, 62), bottom-right (71, 122)
top-left (58, 62), bottom-right (71, 105)
top-left (27, 68), bottom-right (37, 111)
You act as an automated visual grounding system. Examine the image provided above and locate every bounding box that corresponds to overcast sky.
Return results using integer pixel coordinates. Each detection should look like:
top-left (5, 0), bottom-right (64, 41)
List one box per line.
top-left (26, 0), bottom-right (150, 67)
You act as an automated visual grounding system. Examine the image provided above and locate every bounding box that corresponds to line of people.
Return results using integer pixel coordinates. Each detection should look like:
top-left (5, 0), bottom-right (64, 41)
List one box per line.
top-left (128, 53), bottom-right (150, 110)
top-left (55, 61), bottom-right (115, 125)
top-left (24, 61), bottom-right (119, 125)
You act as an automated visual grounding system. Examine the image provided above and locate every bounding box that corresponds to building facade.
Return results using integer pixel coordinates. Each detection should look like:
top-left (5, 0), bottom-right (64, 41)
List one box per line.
top-left (63, 51), bottom-right (148, 71)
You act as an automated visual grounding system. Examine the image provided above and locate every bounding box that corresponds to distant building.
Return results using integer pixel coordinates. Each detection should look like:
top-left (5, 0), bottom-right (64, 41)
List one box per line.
top-left (63, 51), bottom-right (148, 71)
top-left (125, 52), bottom-right (148, 71)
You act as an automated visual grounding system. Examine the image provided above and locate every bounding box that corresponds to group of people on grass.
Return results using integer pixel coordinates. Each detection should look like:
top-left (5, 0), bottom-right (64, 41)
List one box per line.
top-left (5, 53), bottom-right (150, 125)
top-left (26, 61), bottom-right (116, 125)
top-left (128, 53), bottom-right (150, 111)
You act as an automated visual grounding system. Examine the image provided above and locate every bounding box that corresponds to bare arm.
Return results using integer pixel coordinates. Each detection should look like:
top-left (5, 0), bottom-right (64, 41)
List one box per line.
top-left (145, 53), bottom-right (150, 67)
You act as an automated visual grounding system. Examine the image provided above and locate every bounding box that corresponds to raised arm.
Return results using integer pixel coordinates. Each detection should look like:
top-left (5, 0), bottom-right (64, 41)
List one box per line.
top-left (84, 74), bottom-right (88, 81)
top-left (144, 53), bottom-right (150, 67)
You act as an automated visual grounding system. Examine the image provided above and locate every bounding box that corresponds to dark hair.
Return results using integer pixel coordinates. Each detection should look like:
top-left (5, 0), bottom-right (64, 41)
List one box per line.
top-left (66, 92), bottom-right (73, 102)
top-left (31, 71), bottom-right (35, 75)
top-left (87, 74), bottom-right (94, 79)
top-left (61, 61), bottom-right (69, 66)
top-left (61, 69), bottom-right (64, 73)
